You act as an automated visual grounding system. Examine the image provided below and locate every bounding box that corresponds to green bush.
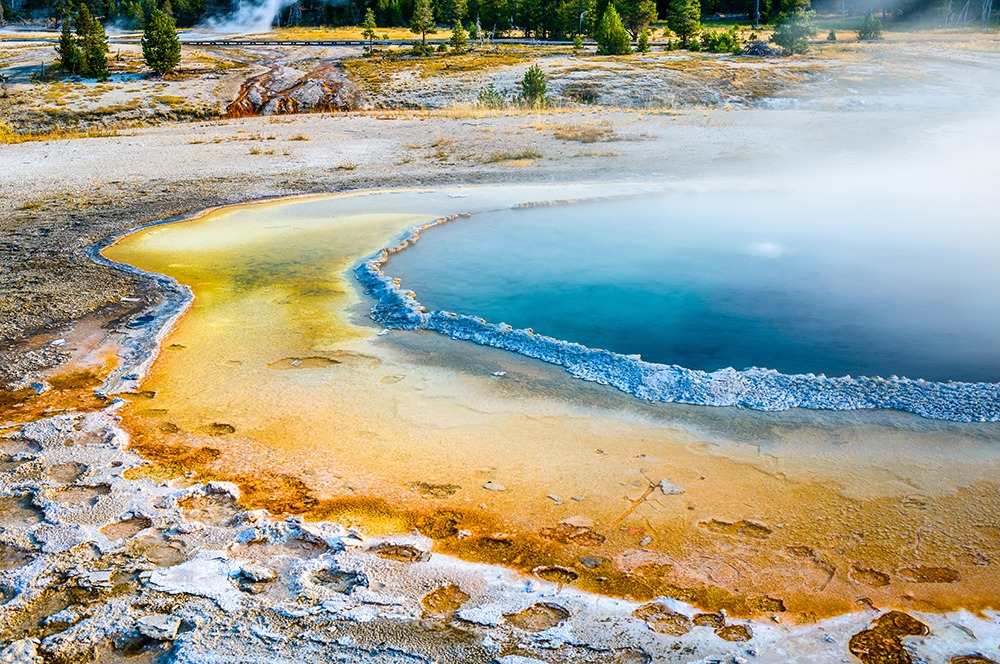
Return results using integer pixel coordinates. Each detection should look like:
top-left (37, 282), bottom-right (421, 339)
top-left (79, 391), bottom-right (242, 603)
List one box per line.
top-left (595, 4), bottom-right (632, 55)
top-left (475, 83), bottom-right (508, 108)
top-left (520, 64), bottom-right (548, 107)
top-left (701, 24), bottom-right (741, 53)
top-left (857, 12), bottom-right (883, 40)
top-left (142, 8), bottom-right (181, 75)
top-left (665, 0), bottom-right (700, 47)
top-left (450, 19), bottom-right (468, 51)
top-left (826, 28), bottom-right (836, 40)
top-left (637, 27), bottom-right (650, 52)
top-left (60, 4), bottom-right (109, 80)
top-left (770, 8), bottom-right (817, 54)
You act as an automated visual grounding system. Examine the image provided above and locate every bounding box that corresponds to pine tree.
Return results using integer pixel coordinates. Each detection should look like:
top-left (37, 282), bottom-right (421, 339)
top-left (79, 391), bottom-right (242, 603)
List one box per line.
top-left (447, 0), bottom-right (467, 22)
top-left (361, 7), bottom-right (378, 51)
top-left (619, 0), bottom-right (657, 39)
top-left (637, 26), bottom-right (650, 51)
top-left (520, 63), bottom-right (547, 106)
top-left (57, 9), bottom-right (83, 74)
top-left (450, 19), bottom-right (467, 50)
top-left (665, 0), bottom-right (700, 47)
top-left (595, 4), bottom-right (631, 54)
top-left (409, 0), bottom-right (437, 51)
top-left (76, 4), bottom-right (109, 80)
top-left (770, 6), bottom-right (816, 53)
top-left (142, 8), bottom-right (181, 75)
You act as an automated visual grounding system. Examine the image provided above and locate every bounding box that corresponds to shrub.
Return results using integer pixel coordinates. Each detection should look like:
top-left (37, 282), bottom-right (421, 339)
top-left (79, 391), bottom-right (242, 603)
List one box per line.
top-left (475, 82), bottom-right (508, 108)
top-left (595, 5), bottom-right (632, 55)
top-left (665, 0), bottom-right (700, 47)
top-left (361, 8), bottom-right (378, 52)
top-left (56, 13), bottom-right (83, 74)
top-left (76, 5), bottom-right (109, 80)
top-left (826, 28), bottom-right (836, 40)
top-left (572, 34), bottom-right (583, 51)
top-left (450, 19), bottom-right (468, 51)
top-left (770, 8), bottom-right (817, 54)
top-left (637, 27), bottom-right (650, 52)
top-left (857, 12), bottom-right (883, 40)
top-left (520, 64), bottom-right (547, 107)
top-left (701, 24), bottom-right (741, 53)
top-left (142, 8), bottom-right (181, 75)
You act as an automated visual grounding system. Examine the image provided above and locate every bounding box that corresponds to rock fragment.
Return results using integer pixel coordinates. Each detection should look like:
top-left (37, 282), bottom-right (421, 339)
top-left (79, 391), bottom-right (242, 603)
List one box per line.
top-left (241, 563), bottom-right (277, 583)
top-left (137, 613), bottom-right (182, 640)
top-left (658, 479), bottom-right (685, 495)
top-left (0, 639), bottom-right (41, 664)
top-left (483, 482), bottom-right (507, 492)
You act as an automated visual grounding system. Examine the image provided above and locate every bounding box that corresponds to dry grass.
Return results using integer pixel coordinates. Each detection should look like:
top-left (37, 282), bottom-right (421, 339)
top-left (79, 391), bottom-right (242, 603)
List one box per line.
top-left (0, 120), bottom-right (120, 145)
top-left (288, 134), bottom-right (310, 141)
top-left (550, 122), bottom-right (620, 143)
top-left (264, 26), bottom-right (418, 41)
top-left (484, 149), bottom-right (543, 163)
top-left (343, 47), bottom-right (538, 97)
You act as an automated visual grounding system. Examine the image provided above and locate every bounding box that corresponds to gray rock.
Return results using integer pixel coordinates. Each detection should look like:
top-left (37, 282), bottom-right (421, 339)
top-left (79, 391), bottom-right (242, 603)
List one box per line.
top-left (137, 613), bottom-right (181, 640)
top-left (241, 563), bottom-right (277, 583)
top-left (0, 639), bottom-right (41, 664)
top-left (658, 479), bottom-right (685, 495)
top-left (482, 482), bottom-right (507, 492)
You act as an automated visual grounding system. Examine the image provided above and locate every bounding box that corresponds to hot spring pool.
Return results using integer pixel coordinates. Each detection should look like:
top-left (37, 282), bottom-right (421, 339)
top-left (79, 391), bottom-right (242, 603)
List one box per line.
top-left (363, 190), bottom-right (1000, 421)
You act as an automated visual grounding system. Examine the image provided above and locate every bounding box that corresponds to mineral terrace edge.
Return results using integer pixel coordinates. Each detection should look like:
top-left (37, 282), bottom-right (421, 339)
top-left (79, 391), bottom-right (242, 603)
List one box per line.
top-left (355, 215), bottom-right (1000, 423)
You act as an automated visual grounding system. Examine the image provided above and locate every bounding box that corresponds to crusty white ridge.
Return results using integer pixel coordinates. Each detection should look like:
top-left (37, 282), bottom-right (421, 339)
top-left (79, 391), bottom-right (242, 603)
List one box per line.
top-left (355, 217), bottom-right (1000, 423)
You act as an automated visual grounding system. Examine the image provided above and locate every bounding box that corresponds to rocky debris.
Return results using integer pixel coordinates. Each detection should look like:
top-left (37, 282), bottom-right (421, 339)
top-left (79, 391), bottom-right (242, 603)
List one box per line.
top-left (146, 551), bottom-right (244, 612)
top-left (743, 40), bottom-right (783, 57)
top-left (482, 482), bottom-right (507, 491)
top-left (136, 613), bottom-right (181, 640)
top-left (227, 63), bottom-right (363, 117)
top-left (658, 479), bottom-right (685, 495)
top-left (0, 640), bottom-right (40, 664)
top-left (240, 562), bottom-right (277, 583)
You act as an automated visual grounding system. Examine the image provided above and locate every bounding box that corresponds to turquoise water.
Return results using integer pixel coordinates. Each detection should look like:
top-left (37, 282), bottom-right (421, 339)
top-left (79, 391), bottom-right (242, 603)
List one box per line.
top-left (384, 192), bottom-right (1000, 384)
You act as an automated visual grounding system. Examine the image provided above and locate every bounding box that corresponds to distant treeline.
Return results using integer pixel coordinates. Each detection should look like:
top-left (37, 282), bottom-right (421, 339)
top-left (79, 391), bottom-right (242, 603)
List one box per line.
top-left (0, 0), bottom-right (987, 34)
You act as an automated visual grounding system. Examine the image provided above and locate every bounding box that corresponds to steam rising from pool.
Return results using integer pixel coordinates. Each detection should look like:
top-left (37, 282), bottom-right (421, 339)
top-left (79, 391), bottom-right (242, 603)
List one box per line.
top-left (356, 187), bottom-right (1000, 422)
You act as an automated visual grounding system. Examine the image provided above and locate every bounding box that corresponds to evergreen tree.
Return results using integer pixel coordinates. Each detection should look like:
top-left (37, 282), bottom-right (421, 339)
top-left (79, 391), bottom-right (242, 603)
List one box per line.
top-left (516, 0), bottom-right (543, 35)
top-left (520, 63), bottom-right (547, 106)
top-left (770, 6), bottom-right (816, 53)
top-left (450, 18), bottom-right (467, 49)
top-left (595, 4), bottom-right (631, 53)
top-left (410, 0), bottom-right (437, 50)
top-left (665, 0), bottom-right (700, 46)
top-left (76, 4), bottom-right (109, 80)
top-left (856, 11), bottom-right (883, 38)
top-left (57, 9), bottom-right (83, 74)
top-left (142, 8), bottom-right (181, 75)
top-left (618, 0), bottom-right (656, 38)
top-left (446, 0), bottom-right (466, 21)
top-left (637, 25), bottom-right (650, 50)
top-left (361, 7), bottom-right (378, 50)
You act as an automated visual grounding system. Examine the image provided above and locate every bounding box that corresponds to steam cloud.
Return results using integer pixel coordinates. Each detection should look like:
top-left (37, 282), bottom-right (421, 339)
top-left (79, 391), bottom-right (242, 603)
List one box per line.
top-left (200, 0), bottom-right (346, 35)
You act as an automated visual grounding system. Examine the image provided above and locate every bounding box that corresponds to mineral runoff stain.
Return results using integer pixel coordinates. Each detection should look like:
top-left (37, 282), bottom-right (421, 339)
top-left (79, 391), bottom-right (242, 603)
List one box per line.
top-left (102, 187), bottom-right (1000, 621)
